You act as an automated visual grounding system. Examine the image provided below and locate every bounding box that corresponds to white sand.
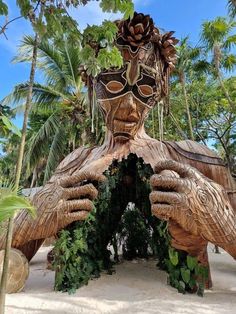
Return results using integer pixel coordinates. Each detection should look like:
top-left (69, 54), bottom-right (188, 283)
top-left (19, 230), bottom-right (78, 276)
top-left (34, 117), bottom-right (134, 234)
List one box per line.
top-left (5, 246), bottom-right (236, 314)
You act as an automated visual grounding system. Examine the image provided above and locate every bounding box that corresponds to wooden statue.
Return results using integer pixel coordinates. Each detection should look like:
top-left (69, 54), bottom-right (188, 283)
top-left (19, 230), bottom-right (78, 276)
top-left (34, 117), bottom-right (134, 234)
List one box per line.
top-left (0, 13), bottom-right (235, 288)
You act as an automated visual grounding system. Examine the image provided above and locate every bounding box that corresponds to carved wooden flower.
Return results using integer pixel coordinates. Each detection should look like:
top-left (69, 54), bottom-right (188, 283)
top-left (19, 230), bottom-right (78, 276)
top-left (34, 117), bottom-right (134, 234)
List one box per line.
top-left (160, 31), bottom-right (179, 69)
top-left (118, 12), bottom-right (154, 47)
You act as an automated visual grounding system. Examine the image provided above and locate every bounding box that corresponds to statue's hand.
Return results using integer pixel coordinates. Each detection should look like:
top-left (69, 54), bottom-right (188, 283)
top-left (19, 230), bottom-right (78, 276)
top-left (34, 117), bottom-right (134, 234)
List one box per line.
top-left (149, 160), bottom-right (236, 248)
top-left (32, 171), bottom-right (106, 235)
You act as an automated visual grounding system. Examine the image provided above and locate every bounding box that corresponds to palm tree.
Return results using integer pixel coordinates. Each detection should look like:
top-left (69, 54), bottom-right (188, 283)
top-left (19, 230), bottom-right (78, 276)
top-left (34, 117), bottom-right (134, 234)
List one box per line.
top-left (201, 17), bottom-right (236, 109)
top-left (173, 37), bottom-right (202, 140)
top-left (1, 36), bottom-right (94, 184)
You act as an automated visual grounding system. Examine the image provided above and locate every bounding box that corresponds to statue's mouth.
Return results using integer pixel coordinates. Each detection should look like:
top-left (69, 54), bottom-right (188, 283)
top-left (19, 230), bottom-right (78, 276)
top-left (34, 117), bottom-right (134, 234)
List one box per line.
top-left (114, 113), bottom-right (139, 123)
top-left (113, 118), bottom-right (137, 134)
top-left (114, 119), bottom-right (137, 127)
top-left (113, 113), bottom-right (139, 127)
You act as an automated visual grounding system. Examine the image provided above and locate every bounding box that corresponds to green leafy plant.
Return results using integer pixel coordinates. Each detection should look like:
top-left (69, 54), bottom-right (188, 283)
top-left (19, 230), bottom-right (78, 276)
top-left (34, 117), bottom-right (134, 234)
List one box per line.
top-left (165, 248), bottom-right (209, 296)
top-left (0, 181), bottom-right (36, 224)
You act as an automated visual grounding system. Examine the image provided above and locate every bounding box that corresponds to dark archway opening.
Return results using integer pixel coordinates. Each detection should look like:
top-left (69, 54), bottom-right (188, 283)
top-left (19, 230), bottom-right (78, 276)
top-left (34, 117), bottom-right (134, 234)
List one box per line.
top-left (53, 154), bottom-right (169, 293)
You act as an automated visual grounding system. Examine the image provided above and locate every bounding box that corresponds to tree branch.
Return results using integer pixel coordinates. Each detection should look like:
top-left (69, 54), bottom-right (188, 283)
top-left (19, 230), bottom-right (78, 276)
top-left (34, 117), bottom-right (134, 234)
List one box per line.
top-left (0, 15), bottom-right (23, 38)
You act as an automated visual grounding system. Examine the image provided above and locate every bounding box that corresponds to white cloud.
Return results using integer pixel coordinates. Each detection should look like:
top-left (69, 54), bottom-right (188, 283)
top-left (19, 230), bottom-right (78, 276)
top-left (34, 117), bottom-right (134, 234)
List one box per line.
top-left (134, 0), bottom-right (152, 8)
top-left (68, 1), bottom-right (122, 30)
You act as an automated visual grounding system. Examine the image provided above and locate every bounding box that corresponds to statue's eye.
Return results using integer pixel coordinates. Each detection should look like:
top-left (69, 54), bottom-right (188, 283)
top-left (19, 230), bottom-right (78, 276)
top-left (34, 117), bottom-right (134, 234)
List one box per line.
top-left (105, 81), bottom-right (124, 93)
top-left (138, 85), bottom-right (153, 97)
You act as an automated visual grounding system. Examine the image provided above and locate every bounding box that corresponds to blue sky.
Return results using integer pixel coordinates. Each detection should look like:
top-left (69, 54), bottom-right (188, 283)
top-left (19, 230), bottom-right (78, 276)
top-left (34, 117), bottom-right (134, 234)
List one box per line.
top-left (0, 0), bottom-right (228, 128)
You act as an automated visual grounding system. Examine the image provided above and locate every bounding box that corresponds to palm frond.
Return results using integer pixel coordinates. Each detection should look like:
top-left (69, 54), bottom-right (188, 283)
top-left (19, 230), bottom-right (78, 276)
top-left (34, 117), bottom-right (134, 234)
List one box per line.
top-left (223, 35), bottom-right (236, 50)
top-left (228, 0), bottom-right (236, 18)
top-left (221, 54), bottom-right (236, 72)
top-left (61, 41), bottom-right (81, 91)
top-left (201, 17), bottom-right (236, 50)
top-left (13, 35), bottom-right (72, 91)
top-left (1, 82), bottom-right (69, 109)
top-left (36, 40), bottom-right (70, 89)
top-left (43, 127), bottom-right (66, 183)
top-left (1, 83), bottom-right (29, 107)
top-left (192, 60), bottom-right (212, 74)
top-left (12, 35), bottom-right (35, 63)
top-left (25, 113), bottom-right (61, 169)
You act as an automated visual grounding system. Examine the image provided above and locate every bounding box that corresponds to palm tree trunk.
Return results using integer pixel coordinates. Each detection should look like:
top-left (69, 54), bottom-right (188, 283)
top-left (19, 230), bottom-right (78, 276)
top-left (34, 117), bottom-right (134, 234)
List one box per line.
top-left (30, 167), bottom-right (38, 189)
top-left (217, 71), bottom-right (235, 110)
top-left (179, 72), bottom-right (194, 140)
top-left (214, 44), bottom-right (235, 110)
top-left (0, 34), bottom-right (38, 314)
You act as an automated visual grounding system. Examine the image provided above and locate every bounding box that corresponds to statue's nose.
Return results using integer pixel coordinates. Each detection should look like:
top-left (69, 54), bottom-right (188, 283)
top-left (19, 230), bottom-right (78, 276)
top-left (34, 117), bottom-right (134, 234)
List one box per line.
top-left (125, 93), bottom-right (136, 110)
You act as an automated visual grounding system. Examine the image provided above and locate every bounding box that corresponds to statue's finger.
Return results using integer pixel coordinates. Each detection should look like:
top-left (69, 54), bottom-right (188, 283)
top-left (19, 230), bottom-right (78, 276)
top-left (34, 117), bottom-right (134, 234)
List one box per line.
top-left (151, 204), bottom-right (173, 220)
top-left (60, 172), bottom-right (106, 188)
top-left (149, 191), bottom-right (185, 206)
top-left (150, 174), bottom-right (187, 192)
top-left (65, 211), bottom-right (89, 224)
top-left (66, 184), bottom-right (98, 200)
top-left (154, 160), bottom-right (198, 179)
top-left (62, 199), bottom-right (94, 213)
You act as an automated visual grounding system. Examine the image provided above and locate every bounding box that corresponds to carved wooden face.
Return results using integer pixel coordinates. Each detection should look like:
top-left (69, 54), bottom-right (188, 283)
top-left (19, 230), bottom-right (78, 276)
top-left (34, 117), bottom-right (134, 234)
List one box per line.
top-left (96, 62), bottom-right (161, 141)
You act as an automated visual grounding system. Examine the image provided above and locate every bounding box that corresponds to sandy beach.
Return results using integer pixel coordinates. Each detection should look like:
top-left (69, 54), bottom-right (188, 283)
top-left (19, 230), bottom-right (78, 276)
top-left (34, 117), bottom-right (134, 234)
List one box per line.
top-left (5, 245), bottom-right (236, 314)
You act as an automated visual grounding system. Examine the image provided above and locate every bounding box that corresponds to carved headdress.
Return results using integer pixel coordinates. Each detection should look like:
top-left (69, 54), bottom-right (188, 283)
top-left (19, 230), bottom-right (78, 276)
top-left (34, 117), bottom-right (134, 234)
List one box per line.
top-left (96, 12), bottom-right (178, 114)
top-left (80, 12), bottom-right (179, 120)
top-left (116, 12), bottom-right (178, 96)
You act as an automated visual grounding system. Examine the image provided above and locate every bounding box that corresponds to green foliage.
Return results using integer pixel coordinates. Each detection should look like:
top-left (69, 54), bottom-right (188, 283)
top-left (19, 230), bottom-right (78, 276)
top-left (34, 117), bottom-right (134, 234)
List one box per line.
top-left (187, 255), bottom-right (198, 270)
top-left (168, 247), bottom-right (178, 266)
top-left (0, 0), bottom-right (8, 15)
top-left (81, 20), bottom-right (123, 76)
top-left (118, 206), bottom-right (151, 259)
top-left (100, 0), bottom-right (134, 19)
top-left (228, 0), bottom-right (236, 18)
top-left (97, 47), bottom-right (123, 70)
top-left (0, 181), bottom-right (35, 223)
top-left (16, 0), bottom-right (32, 18)
top-left (165, 248), bottom-right (209, 296)
top-left (0, 115), bottom-right (21, 137)
top-left (201, 17), bottom-right (236, 51)
top-left (11, 0), bottom-right (133, 41)
top-left (54, 214), bottom-right (109, 293)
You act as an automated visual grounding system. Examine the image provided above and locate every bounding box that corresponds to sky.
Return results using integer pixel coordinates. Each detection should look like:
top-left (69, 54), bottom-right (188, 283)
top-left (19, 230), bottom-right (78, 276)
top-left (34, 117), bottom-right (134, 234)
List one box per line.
top-left (0, 0), bottom-right (229, 129)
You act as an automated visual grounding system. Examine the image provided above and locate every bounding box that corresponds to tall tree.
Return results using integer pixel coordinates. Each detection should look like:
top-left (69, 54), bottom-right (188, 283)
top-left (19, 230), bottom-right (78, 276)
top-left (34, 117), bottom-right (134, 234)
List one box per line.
top-left (172, 37), bottom-right (201, 140)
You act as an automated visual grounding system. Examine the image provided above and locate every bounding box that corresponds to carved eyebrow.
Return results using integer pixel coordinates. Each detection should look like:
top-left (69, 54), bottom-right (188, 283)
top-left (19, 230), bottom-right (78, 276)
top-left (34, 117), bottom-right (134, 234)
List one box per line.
top-left (97, 70), bottom-right (127, 85)
top-left (136, 73), bottom-right (156, 86)
top-left (140, 63), bottom-right (158, 76)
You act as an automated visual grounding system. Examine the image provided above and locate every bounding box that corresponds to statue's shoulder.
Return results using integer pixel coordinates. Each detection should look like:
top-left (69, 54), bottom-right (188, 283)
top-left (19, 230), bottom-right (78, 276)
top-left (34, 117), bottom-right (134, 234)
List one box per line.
top-left (163, 140), bottom-right (226, 166)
